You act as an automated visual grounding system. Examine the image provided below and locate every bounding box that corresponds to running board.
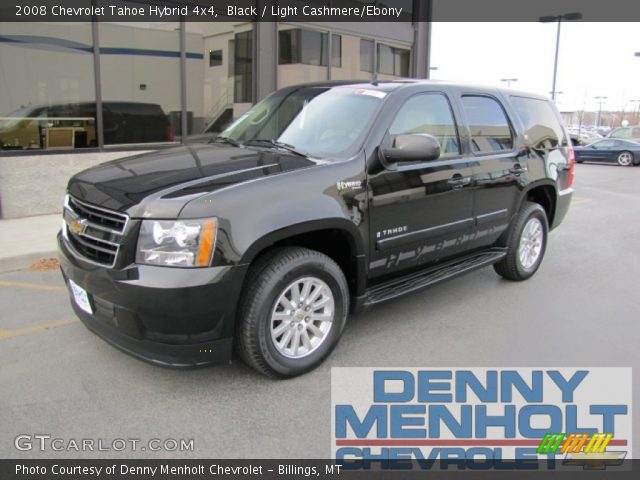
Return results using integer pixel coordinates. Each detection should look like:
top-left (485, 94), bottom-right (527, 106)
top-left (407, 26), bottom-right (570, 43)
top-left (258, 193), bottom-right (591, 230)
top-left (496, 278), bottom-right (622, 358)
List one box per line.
top-left (364, 248), bottom-right (507, 306)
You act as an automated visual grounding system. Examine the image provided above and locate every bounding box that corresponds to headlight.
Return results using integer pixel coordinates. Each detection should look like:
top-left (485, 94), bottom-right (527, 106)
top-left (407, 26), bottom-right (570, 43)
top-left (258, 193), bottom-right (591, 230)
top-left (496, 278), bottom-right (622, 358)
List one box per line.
top-left (136, 218), bottom-right (217, 267)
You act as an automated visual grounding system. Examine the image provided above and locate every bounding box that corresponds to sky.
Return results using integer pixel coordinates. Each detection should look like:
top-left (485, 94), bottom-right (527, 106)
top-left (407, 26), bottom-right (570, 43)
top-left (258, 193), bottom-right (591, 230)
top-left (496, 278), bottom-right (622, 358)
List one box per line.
top-left (430, 22), bottom-right (640, 114)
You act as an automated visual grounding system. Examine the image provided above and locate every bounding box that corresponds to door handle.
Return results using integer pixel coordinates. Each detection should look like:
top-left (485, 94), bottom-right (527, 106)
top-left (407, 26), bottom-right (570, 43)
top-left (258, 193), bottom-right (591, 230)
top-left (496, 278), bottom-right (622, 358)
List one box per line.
top-left (509, 164), bottom-right (528, 175)
top-left (447, 176), bottom-right (471, 187)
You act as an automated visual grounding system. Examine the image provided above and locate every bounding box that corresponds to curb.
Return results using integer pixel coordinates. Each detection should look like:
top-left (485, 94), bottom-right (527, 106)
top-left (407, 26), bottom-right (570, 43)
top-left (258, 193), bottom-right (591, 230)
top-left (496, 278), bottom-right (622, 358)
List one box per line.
top-left (0, 251), bottom-right (58, 274)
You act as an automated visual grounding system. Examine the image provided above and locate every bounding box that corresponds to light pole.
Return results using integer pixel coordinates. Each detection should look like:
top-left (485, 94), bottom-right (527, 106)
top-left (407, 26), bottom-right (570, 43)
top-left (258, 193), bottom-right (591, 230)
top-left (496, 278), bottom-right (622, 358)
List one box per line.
top-left (631, 99), bottom-right (640, 125)
top-left (500, 78), bottom-right (518, 88)
top-left (595, 96), bottom-right (607, 128)
top-left (539, 12), bottom-right (582, 101)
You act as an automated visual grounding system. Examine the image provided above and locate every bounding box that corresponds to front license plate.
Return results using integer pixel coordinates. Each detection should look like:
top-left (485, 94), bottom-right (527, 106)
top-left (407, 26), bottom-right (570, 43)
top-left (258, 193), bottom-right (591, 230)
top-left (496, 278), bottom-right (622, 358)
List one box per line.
top-left (69, 279), bottom-right (93, 314)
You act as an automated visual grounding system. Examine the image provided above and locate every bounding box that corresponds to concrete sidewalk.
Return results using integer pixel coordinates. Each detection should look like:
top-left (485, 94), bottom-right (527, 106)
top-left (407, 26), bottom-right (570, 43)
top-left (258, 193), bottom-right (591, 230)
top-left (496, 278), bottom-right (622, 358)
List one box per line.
top-left (0, 214), bottom-right (61, 272)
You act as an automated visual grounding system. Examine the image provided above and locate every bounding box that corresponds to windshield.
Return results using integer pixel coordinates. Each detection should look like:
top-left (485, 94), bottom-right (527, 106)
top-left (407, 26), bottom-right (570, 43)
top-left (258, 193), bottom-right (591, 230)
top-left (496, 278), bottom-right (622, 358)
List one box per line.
top-left (220, 86), bottom-right (385, 158)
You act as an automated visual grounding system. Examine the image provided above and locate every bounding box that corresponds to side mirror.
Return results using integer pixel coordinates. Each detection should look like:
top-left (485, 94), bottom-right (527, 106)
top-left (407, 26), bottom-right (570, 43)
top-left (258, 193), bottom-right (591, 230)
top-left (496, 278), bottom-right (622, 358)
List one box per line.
top-left (381, 134), bottom-right (441, 164)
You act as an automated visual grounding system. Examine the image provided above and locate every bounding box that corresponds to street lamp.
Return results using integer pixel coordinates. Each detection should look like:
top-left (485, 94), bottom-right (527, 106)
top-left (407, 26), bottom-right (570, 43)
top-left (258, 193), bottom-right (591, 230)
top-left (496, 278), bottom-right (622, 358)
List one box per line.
top-left (539, 12), bottom-right (582, 101)
top-left (500, 78), bottom-right (518, 88)
top-left (630, 99), bottom-right (640, 124)
top-left (595, 96), bottom-right (607, 128)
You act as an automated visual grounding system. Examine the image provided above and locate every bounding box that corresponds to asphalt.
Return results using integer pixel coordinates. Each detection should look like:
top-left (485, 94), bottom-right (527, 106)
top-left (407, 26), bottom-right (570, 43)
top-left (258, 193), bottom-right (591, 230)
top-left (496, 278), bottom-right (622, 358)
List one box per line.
top-left (0, 163), bottom-right (638, 459)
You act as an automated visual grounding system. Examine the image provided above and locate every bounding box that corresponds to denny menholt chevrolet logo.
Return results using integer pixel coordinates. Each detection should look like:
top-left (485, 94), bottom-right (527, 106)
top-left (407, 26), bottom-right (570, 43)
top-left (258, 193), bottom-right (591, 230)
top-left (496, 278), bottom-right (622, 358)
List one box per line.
top-left (331, 368), bottom-right (632, 471)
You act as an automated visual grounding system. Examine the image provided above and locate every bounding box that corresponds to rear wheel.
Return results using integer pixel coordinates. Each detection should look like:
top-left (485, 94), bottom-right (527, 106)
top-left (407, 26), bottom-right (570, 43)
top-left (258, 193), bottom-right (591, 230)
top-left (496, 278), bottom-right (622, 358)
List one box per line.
top-left (493, 201), bottom-right (548, 281)
top-left (617, 151), bottom-right (633, 166)
top-left (236, 247), bottom-right (348, 378)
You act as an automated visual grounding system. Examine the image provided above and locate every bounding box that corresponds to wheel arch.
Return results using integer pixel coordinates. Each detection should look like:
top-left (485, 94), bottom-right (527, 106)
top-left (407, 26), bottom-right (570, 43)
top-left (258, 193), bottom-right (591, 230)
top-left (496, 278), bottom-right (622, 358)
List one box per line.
top-left (240, 219), bottom-right (367, 298)
top-left (518, 181), bottom-right (557, 228)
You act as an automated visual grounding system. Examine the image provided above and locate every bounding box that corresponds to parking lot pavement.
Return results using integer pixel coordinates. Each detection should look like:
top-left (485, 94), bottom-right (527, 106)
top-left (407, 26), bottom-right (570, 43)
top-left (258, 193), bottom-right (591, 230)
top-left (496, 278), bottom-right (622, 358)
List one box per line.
top-left (1, 163), bottom-right (639, 459)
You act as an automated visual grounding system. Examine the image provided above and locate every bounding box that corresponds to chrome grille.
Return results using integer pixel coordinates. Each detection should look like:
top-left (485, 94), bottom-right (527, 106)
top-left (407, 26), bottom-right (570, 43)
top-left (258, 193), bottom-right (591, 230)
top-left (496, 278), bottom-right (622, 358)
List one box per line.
top-left (62, 195), bottom-right (129, 268)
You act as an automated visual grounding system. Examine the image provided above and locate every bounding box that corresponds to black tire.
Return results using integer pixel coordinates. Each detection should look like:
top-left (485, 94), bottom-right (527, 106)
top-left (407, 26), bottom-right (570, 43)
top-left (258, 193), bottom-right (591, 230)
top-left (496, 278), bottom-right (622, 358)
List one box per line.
top-left (576, 160), bottom-right (584, 164)
top-left (493, 201), bottom-right (548, 281)
top-left (236, 247), bottom-right (349, 378)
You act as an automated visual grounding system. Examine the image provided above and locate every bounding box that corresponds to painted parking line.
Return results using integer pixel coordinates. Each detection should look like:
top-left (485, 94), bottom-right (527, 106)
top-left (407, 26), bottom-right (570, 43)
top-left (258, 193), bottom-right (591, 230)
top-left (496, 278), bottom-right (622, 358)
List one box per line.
top-left (0, 316), bottom-right (78, 340)
top-left (0, 280), bottom-right (66, 292)
top-left (571, 196), bottom-right (591, 206)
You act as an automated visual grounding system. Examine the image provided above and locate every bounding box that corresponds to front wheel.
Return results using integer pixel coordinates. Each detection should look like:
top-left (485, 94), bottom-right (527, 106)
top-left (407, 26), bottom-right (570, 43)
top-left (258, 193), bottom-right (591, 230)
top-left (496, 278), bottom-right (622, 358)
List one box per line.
top-left (493, 201), bottom-right (548, 281)
top-left (617, 151), bottom-right (634, 166)
top-left (236, 247), bottom-right (349, 378)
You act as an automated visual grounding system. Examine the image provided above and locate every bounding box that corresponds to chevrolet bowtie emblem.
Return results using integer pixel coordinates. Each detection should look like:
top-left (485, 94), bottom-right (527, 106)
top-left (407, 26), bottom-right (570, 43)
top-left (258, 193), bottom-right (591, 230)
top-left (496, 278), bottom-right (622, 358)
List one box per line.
top-left (563, 451), bottom-right (627, 470)
top-left (69, 218), bottom-right (87, 235)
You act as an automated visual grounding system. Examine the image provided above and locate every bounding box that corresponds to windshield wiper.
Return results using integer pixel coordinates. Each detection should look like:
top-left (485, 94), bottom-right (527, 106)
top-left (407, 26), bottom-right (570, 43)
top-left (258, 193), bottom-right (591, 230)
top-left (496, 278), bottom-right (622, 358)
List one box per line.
top-left (210, 136), bottom-right (241, 147)
top-left (244, 139), bottom-right (309, 157)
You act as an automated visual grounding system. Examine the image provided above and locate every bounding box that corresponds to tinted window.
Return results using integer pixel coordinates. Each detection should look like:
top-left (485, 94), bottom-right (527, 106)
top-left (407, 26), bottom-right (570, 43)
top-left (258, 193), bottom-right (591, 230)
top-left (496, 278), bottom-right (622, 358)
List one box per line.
top-left (360, 39), bottom-right (374, 72)
top-left (462, 96), bottom-right (513, 153)
top-left (632, 127), bottom-right (640, 137)
top-left (209, 50), bottom-right (222, 67)
top-left (511, 96), bottom-right (566, 149)
top-left (377, 43), bottom-right (410, 77)
top-left (389, 93), bottom-right (460, 157)
top-left (278, 29), bottom-right (340, 67)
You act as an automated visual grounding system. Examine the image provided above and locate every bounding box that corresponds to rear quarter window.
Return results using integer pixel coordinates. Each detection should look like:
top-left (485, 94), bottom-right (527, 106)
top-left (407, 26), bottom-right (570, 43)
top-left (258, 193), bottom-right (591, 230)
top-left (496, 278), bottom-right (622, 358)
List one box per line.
top-left (510, 96), bottom-right (566, 149)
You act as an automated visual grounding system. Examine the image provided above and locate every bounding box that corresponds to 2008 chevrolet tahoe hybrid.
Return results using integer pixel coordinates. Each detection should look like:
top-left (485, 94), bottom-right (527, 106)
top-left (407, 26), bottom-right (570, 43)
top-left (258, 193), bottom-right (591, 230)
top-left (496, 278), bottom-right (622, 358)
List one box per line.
top-left (58, 80), bottom-right (574, 377)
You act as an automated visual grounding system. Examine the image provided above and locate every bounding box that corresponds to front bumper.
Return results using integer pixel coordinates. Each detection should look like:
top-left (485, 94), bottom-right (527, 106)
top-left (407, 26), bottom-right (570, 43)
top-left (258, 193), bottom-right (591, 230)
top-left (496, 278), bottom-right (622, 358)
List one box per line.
top-left (58, 232), bottom-right (247, 368)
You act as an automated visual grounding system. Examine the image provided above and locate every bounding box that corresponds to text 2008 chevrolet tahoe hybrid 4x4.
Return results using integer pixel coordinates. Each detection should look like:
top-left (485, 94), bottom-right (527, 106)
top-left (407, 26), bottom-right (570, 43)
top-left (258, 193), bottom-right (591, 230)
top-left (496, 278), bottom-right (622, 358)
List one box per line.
top-left (58, 80), bottom-right (573, 377)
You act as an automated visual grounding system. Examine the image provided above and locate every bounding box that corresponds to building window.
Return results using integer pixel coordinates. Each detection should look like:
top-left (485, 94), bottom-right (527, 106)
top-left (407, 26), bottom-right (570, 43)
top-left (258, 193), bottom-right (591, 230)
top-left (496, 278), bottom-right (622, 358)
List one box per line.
top-left (209, 50), bottom-right (223, 67)
top-left (0, 22), bottom-right (96, 151)
top-left (377, 43), bottom-right (410, 77)
top-left (279, 29), bottom-right (341, 67)
top-left (332, 34), bottom-right (342, 68)
top-left (462, 96), bottom-right (514, 153)
top-left (234, 31), bottom-right (253, 103)
top-left (98, 22), bottom-right (180, 145)
top-left (360, 39), bottom-right (374, 73)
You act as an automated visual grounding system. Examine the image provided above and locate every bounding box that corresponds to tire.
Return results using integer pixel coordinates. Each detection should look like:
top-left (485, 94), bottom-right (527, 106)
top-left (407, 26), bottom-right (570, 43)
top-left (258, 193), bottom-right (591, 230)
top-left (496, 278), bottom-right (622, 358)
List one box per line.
top-left (236, 247), bottom-right (349, 378)
top-left (493, 201), bottom-right (548, 281)
top-left (576, 159), bottom-right (584, 164)
top-left (617, 151), bottom-right (634, 167)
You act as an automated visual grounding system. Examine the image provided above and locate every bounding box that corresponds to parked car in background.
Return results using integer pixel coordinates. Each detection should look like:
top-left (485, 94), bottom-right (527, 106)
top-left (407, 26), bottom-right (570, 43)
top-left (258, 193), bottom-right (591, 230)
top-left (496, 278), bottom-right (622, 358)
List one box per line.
top-left (574, 138), bottom-right (640, 166)
top-left (568, 130), bottom-right (602, 146)
top-left (607, 125), bottom-right (640, 142)
top-left (0, 102), bottom-right (174, 150)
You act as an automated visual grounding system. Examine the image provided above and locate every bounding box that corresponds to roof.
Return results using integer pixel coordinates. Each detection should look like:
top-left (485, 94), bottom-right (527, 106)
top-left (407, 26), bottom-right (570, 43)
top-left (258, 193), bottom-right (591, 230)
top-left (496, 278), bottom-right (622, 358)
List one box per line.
top-left (282, 79), bottom-right (551, 101)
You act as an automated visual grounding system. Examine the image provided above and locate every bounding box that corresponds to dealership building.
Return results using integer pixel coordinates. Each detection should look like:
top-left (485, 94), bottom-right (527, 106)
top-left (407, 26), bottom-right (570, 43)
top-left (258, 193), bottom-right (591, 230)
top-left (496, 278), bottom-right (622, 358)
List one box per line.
top-left (0, 4), bottom-right (431, 218)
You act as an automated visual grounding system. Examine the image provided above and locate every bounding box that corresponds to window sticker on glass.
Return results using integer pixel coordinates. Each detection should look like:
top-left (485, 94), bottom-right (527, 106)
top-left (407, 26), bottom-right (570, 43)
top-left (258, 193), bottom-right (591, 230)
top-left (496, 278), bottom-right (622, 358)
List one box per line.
top-left (354, 89), bottom-right (387, 99)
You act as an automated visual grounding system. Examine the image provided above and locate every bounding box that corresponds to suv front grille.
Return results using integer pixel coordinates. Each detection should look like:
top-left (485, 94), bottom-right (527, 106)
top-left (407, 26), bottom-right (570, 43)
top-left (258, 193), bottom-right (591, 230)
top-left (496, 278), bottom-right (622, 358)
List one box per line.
top-left (62, 195), bottom-right (129, 268)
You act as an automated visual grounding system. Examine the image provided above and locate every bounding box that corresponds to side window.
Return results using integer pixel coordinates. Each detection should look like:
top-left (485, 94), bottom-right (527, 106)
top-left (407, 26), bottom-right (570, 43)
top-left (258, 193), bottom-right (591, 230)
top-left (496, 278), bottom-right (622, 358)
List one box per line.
top-left (461, 96), bottom-right (513, 153)
top-left (610, 128), bottom-right (630, 139)
top-left (510, 96), bottom-right (566, 149)
top-left (632, 127), bottom-right (640, 137)
top-left (388, 93), bottom-right (460, 157)
top-left (595, 140), bottom-right (615, 149)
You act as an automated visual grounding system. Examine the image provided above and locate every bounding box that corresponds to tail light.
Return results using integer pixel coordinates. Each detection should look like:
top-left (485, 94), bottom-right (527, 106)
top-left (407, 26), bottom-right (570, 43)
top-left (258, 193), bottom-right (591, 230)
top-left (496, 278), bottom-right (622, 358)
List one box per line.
top-left (567, 146), bottom-right (575, 188)
top-left (167, 126), bottom-right (175, 142)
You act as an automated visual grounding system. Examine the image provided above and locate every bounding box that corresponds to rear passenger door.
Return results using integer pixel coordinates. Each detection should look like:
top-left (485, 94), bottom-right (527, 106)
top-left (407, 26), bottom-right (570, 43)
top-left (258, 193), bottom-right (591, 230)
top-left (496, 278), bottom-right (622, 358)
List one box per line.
top-left (460, 95), bottom-right (523, 250)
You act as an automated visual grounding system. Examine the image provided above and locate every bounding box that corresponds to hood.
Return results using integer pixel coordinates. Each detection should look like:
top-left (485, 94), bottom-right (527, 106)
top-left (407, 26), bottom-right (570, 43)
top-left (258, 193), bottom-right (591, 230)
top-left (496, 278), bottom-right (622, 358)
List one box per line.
top-left (67, 144), bottom-right (318, 218)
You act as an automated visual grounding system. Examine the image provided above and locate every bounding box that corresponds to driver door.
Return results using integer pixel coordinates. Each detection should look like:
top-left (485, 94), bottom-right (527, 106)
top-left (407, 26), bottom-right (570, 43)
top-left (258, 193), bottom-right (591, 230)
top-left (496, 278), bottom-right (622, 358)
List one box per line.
top-left (367, 92), bottom-right (475, 279)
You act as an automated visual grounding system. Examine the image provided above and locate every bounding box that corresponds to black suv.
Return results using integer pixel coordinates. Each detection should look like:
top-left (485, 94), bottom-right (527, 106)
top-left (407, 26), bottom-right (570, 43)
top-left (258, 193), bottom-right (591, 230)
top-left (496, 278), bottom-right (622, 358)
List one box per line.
top-left (58, 80), bottom-right (574, 377)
